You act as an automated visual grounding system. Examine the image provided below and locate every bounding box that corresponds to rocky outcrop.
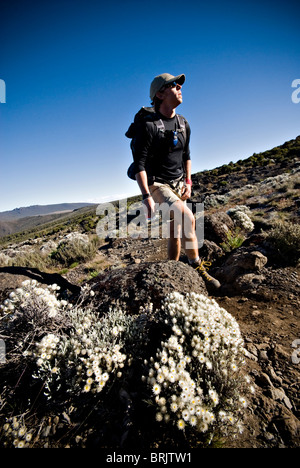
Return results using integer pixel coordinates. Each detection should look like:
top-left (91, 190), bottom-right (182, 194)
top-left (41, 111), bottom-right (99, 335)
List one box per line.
top-left (212, 247), bottom-right (268, 295)
top-left (89, 260), bottom-right (207, 314)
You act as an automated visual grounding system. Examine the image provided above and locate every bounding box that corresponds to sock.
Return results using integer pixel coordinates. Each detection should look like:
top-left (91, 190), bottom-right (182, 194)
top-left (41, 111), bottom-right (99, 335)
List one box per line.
top-left (188, 256), bottom-right (200, 265)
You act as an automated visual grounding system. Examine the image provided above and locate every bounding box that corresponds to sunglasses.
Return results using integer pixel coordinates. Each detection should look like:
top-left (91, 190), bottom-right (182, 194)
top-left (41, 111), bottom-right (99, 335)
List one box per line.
top-left (161, 81), bottom-right (181, 92)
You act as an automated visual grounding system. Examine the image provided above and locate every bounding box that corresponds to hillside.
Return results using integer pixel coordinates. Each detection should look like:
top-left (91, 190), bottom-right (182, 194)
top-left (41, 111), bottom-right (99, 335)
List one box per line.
top-left (0, 135), bottom-right (299, 449)
top-left (0, 203), bottom-right (97, 238)
top-left (0, 203), bottom-right (96, 221)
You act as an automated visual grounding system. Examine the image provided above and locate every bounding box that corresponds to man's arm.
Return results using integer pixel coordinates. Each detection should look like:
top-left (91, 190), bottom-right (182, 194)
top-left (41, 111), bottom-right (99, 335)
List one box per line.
top-left (185, 159), bottom-right (192, 181)
top-left (181, 120), bottom-right (192, 200)
top-left (181, 160), bottom-right (192, 201)
top-left (136, 170), bottom-right (155, 218)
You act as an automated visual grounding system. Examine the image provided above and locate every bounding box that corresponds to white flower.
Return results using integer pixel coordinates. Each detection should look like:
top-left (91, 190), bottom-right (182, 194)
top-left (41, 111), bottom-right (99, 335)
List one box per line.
top-left (239, 397), bottom-right (248, 408)
top-left (190, 415), bottom-right (197, 426)
top-left (157, 373), bottom-right (164, 383)
top-left (153, 384), bottom-right (161, 395)
top-left (177, 419), bottom-right (185, 430)
top-left (170, 402), bottom-right (178, 413)
top-left (199, 422), bottom-right (208, 433)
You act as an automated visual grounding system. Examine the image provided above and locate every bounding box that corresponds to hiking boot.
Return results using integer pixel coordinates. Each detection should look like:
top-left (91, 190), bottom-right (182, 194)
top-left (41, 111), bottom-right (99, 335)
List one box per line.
top-left (191, 259), bottom-right (221, 292)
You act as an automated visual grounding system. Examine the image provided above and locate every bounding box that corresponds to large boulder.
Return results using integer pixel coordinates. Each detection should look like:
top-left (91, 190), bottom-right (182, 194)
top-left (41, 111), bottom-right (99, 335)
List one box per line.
top-left (204, 212), bottom-right (234, 244)
top-left (212, 247), bottom-right (268, 295)
top-left (89, 260), bottom-right (208, 314)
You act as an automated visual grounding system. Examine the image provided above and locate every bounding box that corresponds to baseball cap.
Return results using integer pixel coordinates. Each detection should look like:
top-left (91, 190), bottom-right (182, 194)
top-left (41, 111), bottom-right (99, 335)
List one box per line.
top-left (150, 73), bottom-right (185, 101)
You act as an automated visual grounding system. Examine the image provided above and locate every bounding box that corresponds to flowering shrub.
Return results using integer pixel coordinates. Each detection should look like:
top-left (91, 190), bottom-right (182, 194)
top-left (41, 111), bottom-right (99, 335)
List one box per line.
top-left (0, 279), bottom-right (68, 320)
top-left (32, 306), bottom-right (131, 398)
top-left (144, 292), bottom-right (253, 438)
top-left (1, 415), bottom-right (33, 448)
top-left (227, 206), bottom-right (254, 232)
top-left (0, 282), bottom-right (253, 448)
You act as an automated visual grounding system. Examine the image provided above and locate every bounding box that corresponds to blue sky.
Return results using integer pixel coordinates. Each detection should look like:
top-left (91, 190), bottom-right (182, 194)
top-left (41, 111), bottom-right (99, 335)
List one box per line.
top-left (0, 0), bottom-right (299, 212)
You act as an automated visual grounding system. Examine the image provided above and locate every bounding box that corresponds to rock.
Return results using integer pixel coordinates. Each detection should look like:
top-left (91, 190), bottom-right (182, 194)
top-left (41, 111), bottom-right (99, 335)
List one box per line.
top-left (40, 240), bottom-right (58, 253)
top-left (273, 408), bottom-right (300, 446)
top-left (259, 350), bottom-right (269, 362)
top-left (212, 247), bottom-right (268, 294)
top-left (242, 251), bottom-right (268, 270)
top-left (198, 239), bottom-right (224, 262)
top-left (233, 273), bottom-right (266, 292)
top-left (204, 212), bottom-right (234, 244)
top-left (267, 366), bottom-right (283, 386)
top-left (221, 249), bottom-right (268, 271)
top-left (269, 388), bottom-right (293, 411)
top-left (58, 232), bottom-right (90, 245)
top-left (245, 343), bottom-right (259, 361)
top-left (256, 372), bottom-right (273, 389)
top-left (89, 260), bottom-right (208, 314)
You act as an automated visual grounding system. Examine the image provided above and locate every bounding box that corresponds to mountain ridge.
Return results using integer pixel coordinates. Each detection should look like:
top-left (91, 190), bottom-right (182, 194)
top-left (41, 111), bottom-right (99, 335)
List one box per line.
top-left (0, 203), bottom-right (96, 221)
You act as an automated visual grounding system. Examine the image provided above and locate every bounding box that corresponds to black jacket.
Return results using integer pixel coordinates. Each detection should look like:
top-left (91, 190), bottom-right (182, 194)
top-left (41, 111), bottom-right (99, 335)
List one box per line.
top-left (132, 112), bottom-right (191, 181)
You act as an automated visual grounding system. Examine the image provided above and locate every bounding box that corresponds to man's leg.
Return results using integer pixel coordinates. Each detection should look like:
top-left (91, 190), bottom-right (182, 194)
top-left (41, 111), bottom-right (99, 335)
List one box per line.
top-left (170, 200), bottom-right (199, 262)
top-left (172, 200), bottom-right (221, 291)
top-left (150, 183), bottom-right (220, 290)
top-left (168, 218), bottom-right (181, 260)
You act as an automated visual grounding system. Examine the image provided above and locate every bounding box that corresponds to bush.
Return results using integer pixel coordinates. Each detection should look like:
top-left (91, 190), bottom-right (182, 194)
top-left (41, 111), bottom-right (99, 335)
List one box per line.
top-left (220, 228), bottom-right (245, 253)
top-left (227, 206), bottom-right (255, 232)
top-left (50, 236), bottom-right (99, 266)
top-left (145, 292), bottom-right (252, 439)
top-left (267, 221), bottom-right (300, 265)
top-left (0, 251), bottom-right (53, 270)
top-left (0, 283), bottom-right (253, 448)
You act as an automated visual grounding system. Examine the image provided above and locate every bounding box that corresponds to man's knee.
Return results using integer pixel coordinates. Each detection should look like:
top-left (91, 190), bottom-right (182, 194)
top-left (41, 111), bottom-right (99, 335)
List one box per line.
top-left (182, 206), bottom-right (195, 238)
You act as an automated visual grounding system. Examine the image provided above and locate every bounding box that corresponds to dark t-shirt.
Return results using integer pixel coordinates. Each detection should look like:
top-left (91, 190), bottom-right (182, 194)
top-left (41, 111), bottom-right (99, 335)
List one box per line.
top-left (132, 112), bottom-right (191, 181)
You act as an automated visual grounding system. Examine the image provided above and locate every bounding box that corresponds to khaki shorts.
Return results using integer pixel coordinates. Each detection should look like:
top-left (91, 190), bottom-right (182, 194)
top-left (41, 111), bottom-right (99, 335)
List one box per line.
top-left (149, 179), bottom-right (186, 207)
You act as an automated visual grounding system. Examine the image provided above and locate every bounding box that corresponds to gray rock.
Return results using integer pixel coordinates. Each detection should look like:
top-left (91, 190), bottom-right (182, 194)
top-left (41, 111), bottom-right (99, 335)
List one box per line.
top-left (90, 260), bottom-right (208, 314)
top-left (204, 212), bottom-right (234, 244)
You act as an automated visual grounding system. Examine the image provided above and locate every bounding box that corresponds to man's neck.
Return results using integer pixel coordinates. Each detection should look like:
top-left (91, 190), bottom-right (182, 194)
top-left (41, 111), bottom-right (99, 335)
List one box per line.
top-left (158, 104), bottom-right (176, 118)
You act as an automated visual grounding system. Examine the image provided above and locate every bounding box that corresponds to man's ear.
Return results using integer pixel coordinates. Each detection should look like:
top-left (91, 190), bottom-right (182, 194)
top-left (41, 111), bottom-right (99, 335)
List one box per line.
top-left (156, 90), bottom-right (164, 100)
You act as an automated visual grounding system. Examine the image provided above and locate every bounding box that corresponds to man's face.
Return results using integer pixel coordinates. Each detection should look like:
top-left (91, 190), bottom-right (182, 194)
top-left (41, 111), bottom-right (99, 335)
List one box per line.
top-left (158, 82), bottom-right (183, 108)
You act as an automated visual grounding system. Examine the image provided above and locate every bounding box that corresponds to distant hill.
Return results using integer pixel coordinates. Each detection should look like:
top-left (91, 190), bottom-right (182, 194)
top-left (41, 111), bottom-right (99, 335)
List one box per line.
top-left (0, 203), bottom-right (97, 238)
top-left (0, 203), bottom-right (96, 221)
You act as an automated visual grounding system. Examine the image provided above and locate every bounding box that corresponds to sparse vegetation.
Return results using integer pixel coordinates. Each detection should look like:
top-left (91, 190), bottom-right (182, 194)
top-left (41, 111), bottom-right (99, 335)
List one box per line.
top-left (266, 221), bottom-right (300, 265)
top-left (50, 236), bottom-right (101, 267)
top-left (220, 228), bottom-right (245, 253)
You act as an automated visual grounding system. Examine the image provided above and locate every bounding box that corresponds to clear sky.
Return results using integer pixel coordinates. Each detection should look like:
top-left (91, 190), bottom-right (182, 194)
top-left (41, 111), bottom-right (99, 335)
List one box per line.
top-left (1, 0), bottom-right (299, 212)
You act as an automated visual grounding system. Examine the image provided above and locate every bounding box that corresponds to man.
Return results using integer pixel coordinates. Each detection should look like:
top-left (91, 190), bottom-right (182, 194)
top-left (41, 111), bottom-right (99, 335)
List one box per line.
top-left (131, 73), bottom-right (220, 291)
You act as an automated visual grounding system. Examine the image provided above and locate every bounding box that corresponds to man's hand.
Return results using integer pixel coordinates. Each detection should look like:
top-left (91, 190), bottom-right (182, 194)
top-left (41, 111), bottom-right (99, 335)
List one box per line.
top-left (143, 196), bottom-right (156, 219)
top-left (181, 183), bottom-right (192, 201)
